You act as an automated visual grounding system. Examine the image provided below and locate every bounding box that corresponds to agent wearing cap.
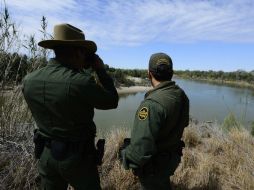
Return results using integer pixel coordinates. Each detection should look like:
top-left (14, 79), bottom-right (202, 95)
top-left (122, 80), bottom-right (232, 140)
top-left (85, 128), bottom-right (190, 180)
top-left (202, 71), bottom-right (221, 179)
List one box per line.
top-left (22, 23), bottom-right (118, 189)
top-left (120, 53), bottom-right (189, 190)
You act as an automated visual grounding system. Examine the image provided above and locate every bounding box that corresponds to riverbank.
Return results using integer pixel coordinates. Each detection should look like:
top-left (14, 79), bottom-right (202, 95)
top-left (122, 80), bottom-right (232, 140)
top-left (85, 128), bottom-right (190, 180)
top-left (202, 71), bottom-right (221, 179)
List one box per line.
top-left (118, 76), bottom-right (254, 96)
top-left (117, 86), bottom-right (152, 95)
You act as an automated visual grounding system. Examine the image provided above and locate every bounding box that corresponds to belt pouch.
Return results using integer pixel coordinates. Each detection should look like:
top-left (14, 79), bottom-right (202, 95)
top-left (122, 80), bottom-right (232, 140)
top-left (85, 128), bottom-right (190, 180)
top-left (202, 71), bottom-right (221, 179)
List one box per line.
top-left (33, 129), bottom-right (45, 159)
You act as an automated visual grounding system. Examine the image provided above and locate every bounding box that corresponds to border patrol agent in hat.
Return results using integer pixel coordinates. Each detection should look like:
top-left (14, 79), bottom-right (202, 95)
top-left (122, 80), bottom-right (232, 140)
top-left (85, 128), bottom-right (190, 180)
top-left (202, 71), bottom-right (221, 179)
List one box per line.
top-left (22, 23), bottom-right (118, 190)
top-left (120, 53), bottom-right (189, 190)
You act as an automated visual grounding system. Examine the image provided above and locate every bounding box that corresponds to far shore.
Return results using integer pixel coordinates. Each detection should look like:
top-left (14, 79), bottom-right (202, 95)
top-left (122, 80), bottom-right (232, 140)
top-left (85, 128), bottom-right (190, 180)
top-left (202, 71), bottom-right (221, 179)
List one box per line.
top-left (0, 85), bottom-right (152, 96)
top-left (117, 86), bottom-right (152, 94)
top-left (174, 75), bottom-right (254, 90)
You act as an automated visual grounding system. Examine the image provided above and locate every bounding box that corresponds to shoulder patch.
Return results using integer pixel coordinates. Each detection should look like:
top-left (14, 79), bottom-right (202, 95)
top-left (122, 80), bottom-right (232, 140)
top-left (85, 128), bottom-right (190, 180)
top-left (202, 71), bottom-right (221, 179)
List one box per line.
top-left (138, 107), bottom-right (149, 120)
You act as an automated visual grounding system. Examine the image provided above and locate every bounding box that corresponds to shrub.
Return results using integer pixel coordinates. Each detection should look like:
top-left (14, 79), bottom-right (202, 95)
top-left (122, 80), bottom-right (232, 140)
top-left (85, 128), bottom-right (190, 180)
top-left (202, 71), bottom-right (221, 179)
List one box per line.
top-left (251, 122), bottom-right (254, 136)
top-left (221, 112), bottom-right (242, 132)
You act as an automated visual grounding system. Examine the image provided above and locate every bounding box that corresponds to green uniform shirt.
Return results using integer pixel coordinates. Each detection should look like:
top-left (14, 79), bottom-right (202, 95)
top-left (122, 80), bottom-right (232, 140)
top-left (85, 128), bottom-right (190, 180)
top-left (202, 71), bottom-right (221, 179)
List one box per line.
top-left (125, 81), bottom-right (189, 167)
top-left (22, 58), bottom-right (118, 141)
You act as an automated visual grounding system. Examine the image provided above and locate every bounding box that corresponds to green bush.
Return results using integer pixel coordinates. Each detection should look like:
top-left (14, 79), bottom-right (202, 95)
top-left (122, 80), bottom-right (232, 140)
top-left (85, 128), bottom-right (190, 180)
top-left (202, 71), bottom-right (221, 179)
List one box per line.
top-left (222, 112), bottom-right (242, 131)
top-left (251, 122), bottom-right (254, 136)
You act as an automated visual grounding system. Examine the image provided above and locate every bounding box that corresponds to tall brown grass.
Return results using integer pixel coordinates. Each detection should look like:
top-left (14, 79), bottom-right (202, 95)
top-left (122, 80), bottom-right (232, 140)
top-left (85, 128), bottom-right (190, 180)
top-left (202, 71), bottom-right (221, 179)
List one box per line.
top-left (96, 122), bottom-right (254, 190)
top-left (99, 128), bottom-right (140, 190)
top-left (0, 2), bottom-right (48, 189)
top-left (171, 122), bottom-right (254, 190)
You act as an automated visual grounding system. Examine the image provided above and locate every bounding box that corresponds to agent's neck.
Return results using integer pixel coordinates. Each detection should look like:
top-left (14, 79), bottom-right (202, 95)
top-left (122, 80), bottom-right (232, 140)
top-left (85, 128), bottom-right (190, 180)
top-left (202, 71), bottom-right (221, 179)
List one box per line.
top-left (151, 78), bottom-right (161, 88)
top-left (55, 56), bottom-right (83, 70)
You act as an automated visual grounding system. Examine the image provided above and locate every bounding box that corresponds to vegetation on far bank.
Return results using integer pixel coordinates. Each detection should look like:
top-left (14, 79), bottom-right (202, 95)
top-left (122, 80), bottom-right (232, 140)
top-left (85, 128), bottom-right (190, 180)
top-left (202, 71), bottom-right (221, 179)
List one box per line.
top-left (3, 50), bottom-right (254, 89)
top-left (3, 49), bottom-right (254, 89)
top-left (109, 69), bottom-right (254, 89)
top-left (174, 70), bottom-right (254, 90)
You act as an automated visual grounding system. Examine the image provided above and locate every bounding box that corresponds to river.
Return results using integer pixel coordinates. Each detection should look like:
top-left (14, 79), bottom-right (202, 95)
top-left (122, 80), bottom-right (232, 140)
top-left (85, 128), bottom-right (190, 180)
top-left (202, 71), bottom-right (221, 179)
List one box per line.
top-left (94, 78), bottom-right (254, 133)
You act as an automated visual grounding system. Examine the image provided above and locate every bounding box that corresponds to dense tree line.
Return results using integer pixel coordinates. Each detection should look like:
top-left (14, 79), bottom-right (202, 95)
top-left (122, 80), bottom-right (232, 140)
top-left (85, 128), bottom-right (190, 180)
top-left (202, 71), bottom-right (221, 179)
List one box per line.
top-left (0, 54), bottom-right (143, 87)
top-left (106, 67), bottom-right (148, 87)
top-left (1, 53), bottom-right (254, 87)
top-left (0, 51), bottom-right (146, 87)
top-left (175, 70), bottom-right (254, 83)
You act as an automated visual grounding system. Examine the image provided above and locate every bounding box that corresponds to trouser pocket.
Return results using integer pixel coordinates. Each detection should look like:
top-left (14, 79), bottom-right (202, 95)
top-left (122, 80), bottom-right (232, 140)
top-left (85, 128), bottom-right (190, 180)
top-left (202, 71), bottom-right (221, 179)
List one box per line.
top-left (50, 140), bottom-right (69, 161)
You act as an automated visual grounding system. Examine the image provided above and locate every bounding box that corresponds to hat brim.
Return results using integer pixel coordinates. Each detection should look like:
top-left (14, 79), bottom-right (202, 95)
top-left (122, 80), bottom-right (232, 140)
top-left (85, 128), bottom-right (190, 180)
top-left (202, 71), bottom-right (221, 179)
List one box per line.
top-left (38, 40), bottom-right (97, 53)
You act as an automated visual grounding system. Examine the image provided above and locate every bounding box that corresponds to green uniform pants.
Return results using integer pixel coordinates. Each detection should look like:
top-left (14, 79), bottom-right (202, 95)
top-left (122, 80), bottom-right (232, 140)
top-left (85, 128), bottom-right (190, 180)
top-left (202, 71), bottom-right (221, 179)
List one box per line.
top-left (138, 154), bottom-right (181, 190)
top-left (38, 147), bottom-right (101, 190)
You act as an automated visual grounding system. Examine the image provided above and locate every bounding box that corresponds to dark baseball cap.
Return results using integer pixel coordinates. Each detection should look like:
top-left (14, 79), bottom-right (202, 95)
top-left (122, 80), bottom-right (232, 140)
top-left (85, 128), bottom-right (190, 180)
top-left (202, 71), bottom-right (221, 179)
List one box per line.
top-left (149, 52), bottom-right (173, 73)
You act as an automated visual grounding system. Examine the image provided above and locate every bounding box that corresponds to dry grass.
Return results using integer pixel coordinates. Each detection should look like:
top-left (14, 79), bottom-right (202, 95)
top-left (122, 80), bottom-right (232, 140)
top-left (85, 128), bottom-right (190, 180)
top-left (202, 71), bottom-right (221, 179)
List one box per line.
top-left (96, 122), bottom-right (254, 190)
top-left (0, 89), bottom-right (38, 190)
top-left (0, 4), bottom-right (48, 188)
top-left (99, 128), bottom-right (140, 190)
top-left (171, 122), bottom-right (254, 190)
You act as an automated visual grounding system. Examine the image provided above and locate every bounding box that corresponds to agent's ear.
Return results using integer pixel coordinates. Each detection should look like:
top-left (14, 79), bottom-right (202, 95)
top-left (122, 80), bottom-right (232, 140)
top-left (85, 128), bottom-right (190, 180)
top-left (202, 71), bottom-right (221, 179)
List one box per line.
top-left (148, 70), bottom-right (153, 80)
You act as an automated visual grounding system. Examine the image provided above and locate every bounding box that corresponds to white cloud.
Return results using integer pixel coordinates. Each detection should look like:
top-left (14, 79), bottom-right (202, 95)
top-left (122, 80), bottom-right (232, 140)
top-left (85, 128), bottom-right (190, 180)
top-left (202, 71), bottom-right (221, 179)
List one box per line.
top-left (6, 0), bottom-right (77, 12)
top-left (4, 0), bottom-right (254, 47)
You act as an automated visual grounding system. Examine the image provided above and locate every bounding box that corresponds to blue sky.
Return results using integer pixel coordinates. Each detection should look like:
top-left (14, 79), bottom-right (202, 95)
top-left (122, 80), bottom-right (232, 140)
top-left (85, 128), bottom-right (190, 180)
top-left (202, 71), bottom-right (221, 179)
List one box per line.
top-left (4, 0), bottom-right (254, 71)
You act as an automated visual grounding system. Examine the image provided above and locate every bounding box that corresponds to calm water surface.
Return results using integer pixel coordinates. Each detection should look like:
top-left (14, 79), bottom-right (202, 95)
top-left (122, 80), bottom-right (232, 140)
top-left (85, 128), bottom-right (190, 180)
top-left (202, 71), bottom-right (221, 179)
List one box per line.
top-left (94, 79), bottom-right (254, 132)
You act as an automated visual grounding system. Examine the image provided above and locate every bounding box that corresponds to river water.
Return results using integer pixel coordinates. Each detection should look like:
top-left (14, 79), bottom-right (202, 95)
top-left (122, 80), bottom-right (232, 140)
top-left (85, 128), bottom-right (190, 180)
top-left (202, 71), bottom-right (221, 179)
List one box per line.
top-left (94, 78), bottom-right (254, 132)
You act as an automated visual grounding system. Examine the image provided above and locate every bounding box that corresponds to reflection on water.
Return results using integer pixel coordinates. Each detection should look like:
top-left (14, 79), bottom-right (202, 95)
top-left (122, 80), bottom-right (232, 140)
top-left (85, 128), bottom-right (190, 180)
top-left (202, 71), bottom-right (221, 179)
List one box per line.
top-left (95, 79), bottom-right (254, 132)
top-left (94, 92), bottom-right (145, 134)
top-left (176, 79), bottom-right (254, 128)
top-left (119, 92), bottom-right (139, 99)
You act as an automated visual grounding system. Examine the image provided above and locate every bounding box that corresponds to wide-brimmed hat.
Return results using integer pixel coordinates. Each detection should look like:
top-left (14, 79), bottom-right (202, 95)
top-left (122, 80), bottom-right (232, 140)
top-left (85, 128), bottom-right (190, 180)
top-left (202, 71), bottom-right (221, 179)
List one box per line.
top-left (38, 23), bottom-right (97, 52)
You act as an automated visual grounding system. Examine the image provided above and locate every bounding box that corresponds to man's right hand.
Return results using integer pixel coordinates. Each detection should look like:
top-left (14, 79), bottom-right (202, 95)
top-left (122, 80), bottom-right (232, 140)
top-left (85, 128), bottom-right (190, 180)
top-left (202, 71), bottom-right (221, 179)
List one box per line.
top-left (91, 54), bottom-right (105, 71)
top-left (118, 138), bottom-right (131, 163)
top-left (118, 148), bottom-right (130, 169)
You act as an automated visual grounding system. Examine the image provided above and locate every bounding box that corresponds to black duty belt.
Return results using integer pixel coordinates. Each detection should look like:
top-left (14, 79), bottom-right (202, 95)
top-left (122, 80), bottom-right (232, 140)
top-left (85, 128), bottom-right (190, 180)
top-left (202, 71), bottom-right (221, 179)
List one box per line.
top-left (45, 138), bottom-right (94, 152)
top-left (44, 138), bottom-right (95, 161)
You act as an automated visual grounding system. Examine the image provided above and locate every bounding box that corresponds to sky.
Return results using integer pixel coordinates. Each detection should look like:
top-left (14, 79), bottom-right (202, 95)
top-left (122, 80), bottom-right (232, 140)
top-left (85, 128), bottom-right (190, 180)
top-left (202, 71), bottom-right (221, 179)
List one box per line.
top-left (3, 0), bottom-right (254, 71)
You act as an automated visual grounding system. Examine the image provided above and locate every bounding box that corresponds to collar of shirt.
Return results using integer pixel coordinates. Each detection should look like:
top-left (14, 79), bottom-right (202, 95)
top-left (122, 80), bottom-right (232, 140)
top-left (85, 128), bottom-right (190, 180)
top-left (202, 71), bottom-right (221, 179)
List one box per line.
top-left (145, 81), bottom-right (175, 98)
top-left (47, 58), bottom-right (87, 73)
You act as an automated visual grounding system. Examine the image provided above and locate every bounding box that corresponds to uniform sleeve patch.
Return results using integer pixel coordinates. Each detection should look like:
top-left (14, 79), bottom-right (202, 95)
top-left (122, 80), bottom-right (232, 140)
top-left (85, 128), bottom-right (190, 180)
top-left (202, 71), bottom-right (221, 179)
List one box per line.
top-left (138, 107), bottom-right (149, 120)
